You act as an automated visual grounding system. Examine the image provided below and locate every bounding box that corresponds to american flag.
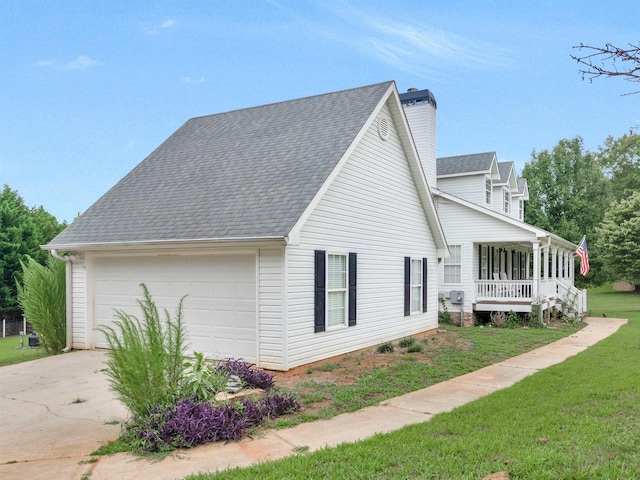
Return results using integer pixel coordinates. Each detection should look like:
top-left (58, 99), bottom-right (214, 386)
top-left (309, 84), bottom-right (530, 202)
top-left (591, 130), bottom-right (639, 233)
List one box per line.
top-left (575, 236), bottom-right (589, 276)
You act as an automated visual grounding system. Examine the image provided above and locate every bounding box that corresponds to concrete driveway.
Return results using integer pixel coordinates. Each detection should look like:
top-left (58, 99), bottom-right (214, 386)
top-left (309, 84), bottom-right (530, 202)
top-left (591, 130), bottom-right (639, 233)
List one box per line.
top-left (0, 350), bottom-right (127, 480)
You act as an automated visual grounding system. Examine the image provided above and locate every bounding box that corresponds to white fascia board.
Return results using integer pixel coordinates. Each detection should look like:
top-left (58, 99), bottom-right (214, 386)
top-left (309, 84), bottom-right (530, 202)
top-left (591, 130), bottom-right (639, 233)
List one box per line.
top-left (438, 170), bottom-right (489, 179)
top-left (435, 190), bottom-right (578, 250)
top-left (489, 156), bottom-right (501, 180)
top-left (288, 82), bottom-right (449, 256)
top-left (286, 84), bottom-right (395, 242)
top-left (42, 236), bottom-right (287, 253)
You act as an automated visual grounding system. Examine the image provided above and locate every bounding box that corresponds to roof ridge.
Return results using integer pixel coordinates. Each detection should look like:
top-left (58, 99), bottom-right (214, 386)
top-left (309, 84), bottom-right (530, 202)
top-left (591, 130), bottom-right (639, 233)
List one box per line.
top-left (189, 80), bottom-right (396, 122)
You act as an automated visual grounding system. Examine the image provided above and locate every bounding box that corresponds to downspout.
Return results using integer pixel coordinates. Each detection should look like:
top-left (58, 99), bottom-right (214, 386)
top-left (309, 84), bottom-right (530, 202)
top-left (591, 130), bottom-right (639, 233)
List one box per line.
top-left (50, 249), bottom-right (75, 352)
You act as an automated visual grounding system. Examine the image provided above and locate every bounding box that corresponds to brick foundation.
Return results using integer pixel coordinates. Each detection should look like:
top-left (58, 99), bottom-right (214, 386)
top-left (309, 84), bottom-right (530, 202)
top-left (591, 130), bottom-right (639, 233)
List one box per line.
top-left (446, 311), bottom-right (476, 327)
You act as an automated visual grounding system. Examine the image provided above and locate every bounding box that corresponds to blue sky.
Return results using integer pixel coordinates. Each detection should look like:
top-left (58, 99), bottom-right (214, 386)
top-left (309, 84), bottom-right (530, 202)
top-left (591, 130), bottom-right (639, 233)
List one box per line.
top-left (2, 0), bottom-right (639, 223)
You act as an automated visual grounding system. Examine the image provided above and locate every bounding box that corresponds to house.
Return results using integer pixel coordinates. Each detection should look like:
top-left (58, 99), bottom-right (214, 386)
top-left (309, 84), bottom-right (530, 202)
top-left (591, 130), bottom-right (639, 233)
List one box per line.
top-left (400, 90), bottom-right (586, 325)
top-left (45, 81), bottom-right (448, 371)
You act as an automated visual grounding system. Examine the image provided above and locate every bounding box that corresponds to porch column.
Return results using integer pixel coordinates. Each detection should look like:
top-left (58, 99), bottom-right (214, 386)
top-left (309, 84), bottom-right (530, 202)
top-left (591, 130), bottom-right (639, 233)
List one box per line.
top-left (532, 241), bottom-right (540, 297)
top-left (564, 251), bottom-right (570, 279)
top-left (551, 247), bottom-right (558, 280)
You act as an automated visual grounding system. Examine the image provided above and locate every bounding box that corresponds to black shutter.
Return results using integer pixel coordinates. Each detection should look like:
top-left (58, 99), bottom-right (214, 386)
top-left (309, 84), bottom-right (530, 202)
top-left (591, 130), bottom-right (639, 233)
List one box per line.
top-left (422, 258), bottom-right (428, 313)
top-left (314, 250), bottom-right (326, 333)
top-left (348, 252), bottom-right (357, 326)
top-left (490, 246), bottom-right (494, 278)
top-left (478, 244), bottom-right (482, 279)
top-left (404, 257), bottom-right (411, 316)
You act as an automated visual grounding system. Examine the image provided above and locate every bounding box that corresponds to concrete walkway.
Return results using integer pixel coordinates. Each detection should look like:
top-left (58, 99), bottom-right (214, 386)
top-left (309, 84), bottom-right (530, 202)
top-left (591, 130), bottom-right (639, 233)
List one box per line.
top-left (0, 317), bottom-right (626, 480)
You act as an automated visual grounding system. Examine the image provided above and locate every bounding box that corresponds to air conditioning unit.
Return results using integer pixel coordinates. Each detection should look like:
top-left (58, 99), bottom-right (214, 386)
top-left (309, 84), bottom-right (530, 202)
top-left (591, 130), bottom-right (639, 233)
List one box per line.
top-left (450, 290), bottom-right (464, 304)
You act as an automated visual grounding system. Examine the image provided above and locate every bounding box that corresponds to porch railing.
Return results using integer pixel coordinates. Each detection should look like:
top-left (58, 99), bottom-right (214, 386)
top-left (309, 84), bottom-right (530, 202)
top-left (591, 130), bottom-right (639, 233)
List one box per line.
top-left (556, 279), bottom-right (586, 316)
top-left (475, 280), bottom-right (533, 301)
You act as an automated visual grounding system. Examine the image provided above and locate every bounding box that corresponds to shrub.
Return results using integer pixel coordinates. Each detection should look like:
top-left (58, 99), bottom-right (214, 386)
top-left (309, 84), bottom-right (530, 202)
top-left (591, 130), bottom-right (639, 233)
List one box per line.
top-left (407, 343), bottom-right (423, 353)
top-left (99, 284), bottom-right (189, 418)
top-left (377, 342), bottom-right (395, 353)
top-left (562, 315), bottom-right (581, 325)
top-left (399, 337), bottom-right (416, 348)
top-left (123, 393), bottom-right (300, 452)
top-left (438, 297), bottom-right (452, 324)
top-left (215, 358), bottom-right (275, 391)
top-left (16, 255), bottom-right (66, 353)
top-left (490, 311), bottom-right (507, 328)
top-left (182, 352), bottom-right (228, 403)
top-left (507, 310), bottom-right (521, 328)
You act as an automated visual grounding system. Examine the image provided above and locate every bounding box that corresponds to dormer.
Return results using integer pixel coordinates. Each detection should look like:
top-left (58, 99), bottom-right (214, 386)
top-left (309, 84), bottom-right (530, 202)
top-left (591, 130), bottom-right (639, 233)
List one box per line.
top-left (494, 162), bottom-right (519, 217)
top-left (513, 177), bottom-right (530, 220)
top-left (436, 152), bottom-right (500, 206)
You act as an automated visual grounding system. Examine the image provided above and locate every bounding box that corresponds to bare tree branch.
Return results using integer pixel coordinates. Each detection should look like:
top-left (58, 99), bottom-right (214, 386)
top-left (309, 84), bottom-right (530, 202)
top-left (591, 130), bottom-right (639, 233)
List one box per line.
top-left (571, 42), bottom-right (640, 95)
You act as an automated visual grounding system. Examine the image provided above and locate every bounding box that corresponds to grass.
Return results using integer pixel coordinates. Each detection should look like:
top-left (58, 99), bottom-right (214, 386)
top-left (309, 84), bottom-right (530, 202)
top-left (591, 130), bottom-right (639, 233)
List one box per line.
top-left (186, 285), bottom-right (640, 479)
top-left (0, 335), bottom-right (48, 367)
top-left (270, 323), bottom-right (582, 428)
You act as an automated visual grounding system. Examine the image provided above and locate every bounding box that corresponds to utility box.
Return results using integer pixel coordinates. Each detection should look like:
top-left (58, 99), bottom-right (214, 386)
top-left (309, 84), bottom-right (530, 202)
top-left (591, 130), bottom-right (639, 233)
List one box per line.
top-left (450, 290), bottom-right (464, 304)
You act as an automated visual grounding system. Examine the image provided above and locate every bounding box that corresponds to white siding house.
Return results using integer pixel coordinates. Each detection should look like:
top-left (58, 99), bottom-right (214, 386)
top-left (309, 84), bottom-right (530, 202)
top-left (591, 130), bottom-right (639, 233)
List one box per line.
top-left (400, 90), bottom-right (586, 325)
top-left (45, 81), bottom-right (448, 371)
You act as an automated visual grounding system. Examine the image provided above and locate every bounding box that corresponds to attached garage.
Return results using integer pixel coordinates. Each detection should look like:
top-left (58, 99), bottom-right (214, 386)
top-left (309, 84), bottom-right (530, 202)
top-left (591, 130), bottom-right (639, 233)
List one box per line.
top-left (92, 253), bottom-right (257, 363)
top-left (45, 82), bottom-right (449, 371)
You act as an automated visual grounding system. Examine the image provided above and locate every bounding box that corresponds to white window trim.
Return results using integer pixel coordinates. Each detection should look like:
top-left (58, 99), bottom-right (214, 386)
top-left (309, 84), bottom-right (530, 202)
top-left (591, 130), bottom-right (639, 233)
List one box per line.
top-left (326, 253), bottom-right (348, 329)
top-left (481, 245), bottom-right (489, 280)
top-left (518, 199), bottom-right (524, 220)
top-left (410, 258), bottom-right (423, 314)
top-left (485, 178), bottom-right (492, 204)
top-left (444, 244), bottom-right (462, 284)
top-left (503, 189), bottom-right (511, 213)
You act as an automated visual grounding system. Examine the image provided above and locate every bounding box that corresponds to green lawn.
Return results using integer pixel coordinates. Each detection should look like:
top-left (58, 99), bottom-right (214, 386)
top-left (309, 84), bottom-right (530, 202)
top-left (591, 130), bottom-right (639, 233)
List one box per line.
top-left (0, 335), bottom-right (48, 367)
top-left (188, 285), bottom-right (640, 480)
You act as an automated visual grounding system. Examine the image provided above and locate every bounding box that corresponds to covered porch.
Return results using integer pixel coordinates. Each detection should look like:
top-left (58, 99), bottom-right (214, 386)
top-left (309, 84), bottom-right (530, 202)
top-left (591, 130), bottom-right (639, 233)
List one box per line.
top-left (473, 238), bottom-right (586, 317)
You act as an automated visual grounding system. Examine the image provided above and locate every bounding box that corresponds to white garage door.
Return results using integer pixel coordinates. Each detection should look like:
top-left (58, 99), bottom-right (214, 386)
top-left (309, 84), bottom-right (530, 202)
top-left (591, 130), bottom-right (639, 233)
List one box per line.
top-left (93, 254), bottom-right (257, 363)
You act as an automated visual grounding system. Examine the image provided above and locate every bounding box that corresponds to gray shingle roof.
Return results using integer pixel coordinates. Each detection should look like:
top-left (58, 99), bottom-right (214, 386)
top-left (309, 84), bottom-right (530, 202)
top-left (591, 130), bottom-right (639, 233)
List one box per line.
top-left (517, 178), bottom-right (527, 194)
top-left (436, 152), bottom-right (496, 176)
top-left (497, 161), bottom-right (514, 183)
top-left (48, 81), bottom-right (394, 246)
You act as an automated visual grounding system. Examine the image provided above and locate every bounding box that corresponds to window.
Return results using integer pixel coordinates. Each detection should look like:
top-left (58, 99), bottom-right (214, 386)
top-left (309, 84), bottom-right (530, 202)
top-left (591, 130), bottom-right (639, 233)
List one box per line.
top-left (404, 257), bottom-right (428, 316)
top-left (327, 254), bottom-right (347, 327)
top-left (314, 251), bottom-right (357, 332)
top-left (504, 190), bottom-right (511, 213)
top-left (518, 199), bottom-right (524, 220)
top-left (410, 259), bottom-right (422, 313)
top-left (444, 245), bottom-right (462, 283)
top-left (481, 245), bottom-right (488, 279)
top-left (485, 178), bottom-right (492, 204)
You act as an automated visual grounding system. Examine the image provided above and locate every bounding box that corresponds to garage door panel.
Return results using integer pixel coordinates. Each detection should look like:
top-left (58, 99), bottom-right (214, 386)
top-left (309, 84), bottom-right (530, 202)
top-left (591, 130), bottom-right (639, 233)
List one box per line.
top-left (237, 310), bottom-right (257, 329)
top-left (187, 282), bottom-right (213, 300)
top-left (237, 283), bottom-right (255, 300)
top-left (189, 308), bottom-right (214, 326)
top-left (213, 283), bottom-right (234, 300)
top-left (94, 254), bottom-right (257, 363)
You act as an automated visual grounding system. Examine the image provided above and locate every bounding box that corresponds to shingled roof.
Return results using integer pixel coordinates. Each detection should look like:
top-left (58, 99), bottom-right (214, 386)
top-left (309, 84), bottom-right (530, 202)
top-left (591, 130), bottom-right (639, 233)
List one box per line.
top-left (497, 161), bottom-right (515, 183)
top-left (48, 81), bottom-right (395, 247)
top-left (436, 152), bottom-right (497, 176)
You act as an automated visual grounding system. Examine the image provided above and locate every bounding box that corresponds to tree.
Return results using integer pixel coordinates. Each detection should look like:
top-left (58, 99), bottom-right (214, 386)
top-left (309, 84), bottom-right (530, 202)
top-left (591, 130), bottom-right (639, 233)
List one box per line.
top-left (0, 185), bottom-right (65, 320)
top-left (522, 137), bottom-right (610, 285)
top-left (571, 42), bottom-right (640, 95)
top-left (597, 133), bottom-right (640, 202)
top-left (596, 191), bottom-right (640, 292)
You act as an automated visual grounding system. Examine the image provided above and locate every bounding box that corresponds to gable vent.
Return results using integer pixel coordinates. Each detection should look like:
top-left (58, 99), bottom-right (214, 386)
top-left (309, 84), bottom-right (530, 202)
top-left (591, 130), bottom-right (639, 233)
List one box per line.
top-left (378, 116), bottom-right (389, 140)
